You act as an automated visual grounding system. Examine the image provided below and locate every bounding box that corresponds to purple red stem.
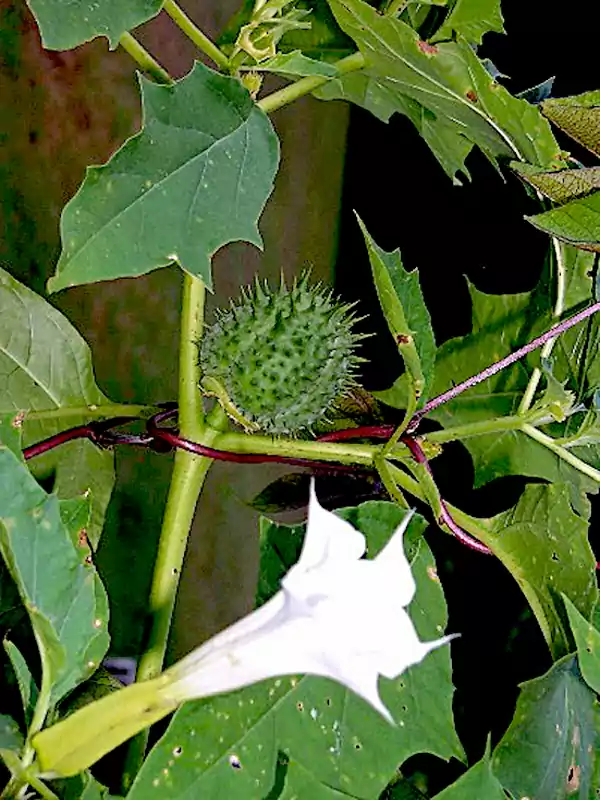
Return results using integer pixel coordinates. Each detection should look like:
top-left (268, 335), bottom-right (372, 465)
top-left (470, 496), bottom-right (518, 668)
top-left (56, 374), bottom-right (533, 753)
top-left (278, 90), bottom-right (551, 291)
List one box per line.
top-left (401, 435), bottom-right (492, 555)
top-left (409, 301), bottom-right (600, 430)
top-left (22, 417), bottom-right (143, 460)
top-left (146, 408), bottom-right (359, 472)
top-left (19, 301), bottom-right (600, 559)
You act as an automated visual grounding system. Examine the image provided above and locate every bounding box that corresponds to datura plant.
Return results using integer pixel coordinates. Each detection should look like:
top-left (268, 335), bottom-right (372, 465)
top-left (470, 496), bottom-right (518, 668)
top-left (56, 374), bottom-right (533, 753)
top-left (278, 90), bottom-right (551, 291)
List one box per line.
top-left (2, 1), bottom-right (600, 799)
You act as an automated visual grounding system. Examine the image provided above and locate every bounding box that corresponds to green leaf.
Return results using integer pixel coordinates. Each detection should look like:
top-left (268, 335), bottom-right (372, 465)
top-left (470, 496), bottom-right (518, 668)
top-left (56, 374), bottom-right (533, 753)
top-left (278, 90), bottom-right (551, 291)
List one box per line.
top-left (380, 463), bottom-right (597, 658)
top-left (563, 594), bottom-right (600, 695)
top-left (396, 245), bottom-right (600, 507)
top-left (492, 656), bottom-right (600, 799)
top-left (58, 771), bottom-right (117, 800)
top-left (315, 69), bottom-right (413, 121)
top-left (526, 190), bottom-right (600, 253)
top-left (25, 0), bottom-right (162, 50)
top-left (432, 0), bottom-right (504, 46)
top-left (487, 483), bottom-right (597, 657)
top-left (380, 463), bottom-right (598, 658)
top-left (53, 440), bottom-right (115, 550)
top-left (358, 220), bottom-right (436, 410)
top-left (0, 267), bottom-right (115, 546)
top-left (130, 501), bottom-right (463, 799)
top-left (0, 715), bottom-right (23, 752)
top-left (60, 495), bottom-right (93, 543)
top-left (0, 267), bottom-right (107, 426)
top-left (325, 0), bottom-right (559, 168)
top-left (432, 747), bottom-right (505, 799)
top-left (280, 759), bottom-right (353, 798)
top-left (414, 108), bottom-right (473, 183)
top-left (315, 73), bottom-right (473, 182)
top-left (512, 162), bottom-right (600, 204)
top-left (0, 415), bottom-right (24, 459)
top-left (250, 50), bottom-right (338, 77)
top-left (126, 680), bottom-right (288, 799)
top-left (3, 639), bottom-right (38, 727)
top-left (417, 279), bottom-right (600, 499)
top-left (542, 90), bottom-right (600, 157)
top-left (0, 441), bottom-right (109, 706)
top-left (48, 62), bottom-right (280, 294)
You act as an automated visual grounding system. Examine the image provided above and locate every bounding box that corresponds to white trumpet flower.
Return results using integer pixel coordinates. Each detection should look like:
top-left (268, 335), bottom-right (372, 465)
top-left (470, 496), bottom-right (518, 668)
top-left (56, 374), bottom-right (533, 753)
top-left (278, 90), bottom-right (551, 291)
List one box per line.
top-left (161, 483), bottom-right (454, 722)
top-left (34, 484), bottom-right (455, 777)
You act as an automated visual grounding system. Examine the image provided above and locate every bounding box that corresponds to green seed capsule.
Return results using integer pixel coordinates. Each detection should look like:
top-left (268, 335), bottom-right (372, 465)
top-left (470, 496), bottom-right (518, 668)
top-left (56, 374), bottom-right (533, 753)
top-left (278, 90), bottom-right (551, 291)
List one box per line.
top-left (199, 275), bottom-right (365, 435)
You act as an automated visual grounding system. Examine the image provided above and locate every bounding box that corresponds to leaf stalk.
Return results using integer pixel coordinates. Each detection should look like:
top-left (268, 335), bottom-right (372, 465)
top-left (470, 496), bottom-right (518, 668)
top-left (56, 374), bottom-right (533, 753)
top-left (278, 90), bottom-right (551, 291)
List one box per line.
top-left (163, 1), bottom-right (231, 71)
top-left (118, 32), bottom-right (172, 84)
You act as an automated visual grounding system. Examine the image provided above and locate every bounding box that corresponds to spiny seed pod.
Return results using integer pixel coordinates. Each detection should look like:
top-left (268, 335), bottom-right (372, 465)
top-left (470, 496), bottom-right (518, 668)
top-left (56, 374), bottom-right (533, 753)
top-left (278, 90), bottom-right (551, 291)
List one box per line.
top-left (199, 275), bottom-right (365, 435)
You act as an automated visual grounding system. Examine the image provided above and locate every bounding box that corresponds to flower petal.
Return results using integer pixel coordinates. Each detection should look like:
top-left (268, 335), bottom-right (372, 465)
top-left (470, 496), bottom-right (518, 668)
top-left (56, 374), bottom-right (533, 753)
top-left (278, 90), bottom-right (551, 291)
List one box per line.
top-left (293, 482), bottom-right (366, 570)
top-left (373, 509), bottom-right (418, 606)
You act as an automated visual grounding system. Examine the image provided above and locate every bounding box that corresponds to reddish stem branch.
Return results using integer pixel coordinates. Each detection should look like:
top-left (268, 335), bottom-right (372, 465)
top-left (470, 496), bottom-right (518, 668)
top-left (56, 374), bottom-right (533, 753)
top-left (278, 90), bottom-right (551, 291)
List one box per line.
top-left (409, 301), bottom-right (600, 430)
top-left (317, 425), bottom-right (394, 442)
top-left (22, 409), bottom-right (360, 472)
top-left (23, 425), bottom-right (97, 460)
top-left (318, 427), bottom-right (492, 553)
top-left (146, 409), bottom-right (359, 472)
top-left (22, 417), bottom-right (143, 460)
top-left (402, 436), bottom-right (492, 555)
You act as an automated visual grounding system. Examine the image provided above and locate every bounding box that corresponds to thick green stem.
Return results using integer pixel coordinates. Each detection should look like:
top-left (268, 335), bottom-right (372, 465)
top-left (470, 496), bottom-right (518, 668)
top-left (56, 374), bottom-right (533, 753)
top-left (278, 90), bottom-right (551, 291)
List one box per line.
top-left (522, 423), bottom-right (600, 483)
top-left (163, 0), bottom-right (230, 71)
top-left (211, 429), bottom-right (379, 466)
top-left (21, 774), bottom-right (58, 800)
top-left (133, 277), bottom-right (208, 666)
top-left (209, 412), bottom-right (549, 468)
top-left (122, 274), bottom-right (210, 790)
top-left (519, 237), bottom-right (567, 414)
top-left (257, 52), bottom-right (366, 114)
top-left (134, 454), bottom-right (212, 684)
top-left (375, 455), bottom-right (409, 508)
top-left (178, 274), bottom-right (206, 436)
top-left (425, 414), bottom-right (529, 444)
top-left (425, 411), bottom-right (600, 484)
top-left (119, 32), bottom-right (173, 84)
